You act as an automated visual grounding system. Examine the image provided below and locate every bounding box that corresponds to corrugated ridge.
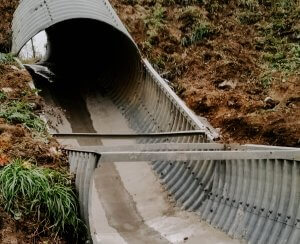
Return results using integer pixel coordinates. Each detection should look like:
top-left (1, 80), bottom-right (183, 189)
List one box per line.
top-left (67, 148), bottom-right (300, 243)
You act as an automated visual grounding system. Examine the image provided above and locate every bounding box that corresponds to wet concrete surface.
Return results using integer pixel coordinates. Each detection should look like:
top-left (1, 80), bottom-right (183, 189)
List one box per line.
top-left (95, 163), bottom-right (169, 243)
top-left (36, 78), bottom-right (242, 244)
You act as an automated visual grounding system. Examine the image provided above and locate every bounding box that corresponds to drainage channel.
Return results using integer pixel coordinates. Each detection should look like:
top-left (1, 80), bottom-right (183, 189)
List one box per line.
top-left (32, 73), bottom-right (239, 243)
top-left (12, 0), bottom-right (300, 243)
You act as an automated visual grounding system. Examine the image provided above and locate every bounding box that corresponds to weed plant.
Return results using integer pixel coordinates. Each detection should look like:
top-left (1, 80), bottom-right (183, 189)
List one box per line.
top-left (144, 4), bottom-right (166, 30)
top-left (0, 159), bottom-right (84, 237)
top-left (0, 100), bottom-right (46, 133)
top-left (0, 91), bottom-right (7, 101)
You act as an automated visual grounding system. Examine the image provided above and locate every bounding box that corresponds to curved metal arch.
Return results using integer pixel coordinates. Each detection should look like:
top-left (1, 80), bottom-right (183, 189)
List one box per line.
top-left (12, 0), bottom-right (217, 140)
top-left (12, 0), bottom-right (132, 54)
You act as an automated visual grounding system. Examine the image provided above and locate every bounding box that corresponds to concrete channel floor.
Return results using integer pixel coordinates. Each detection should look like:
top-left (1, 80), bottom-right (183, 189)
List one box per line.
top-left (38, 80), bottom-right (242, 244)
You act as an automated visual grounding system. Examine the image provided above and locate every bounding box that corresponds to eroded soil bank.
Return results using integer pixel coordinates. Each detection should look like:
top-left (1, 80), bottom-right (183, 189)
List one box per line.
top-left (110, 0), bottom-right (300, 147)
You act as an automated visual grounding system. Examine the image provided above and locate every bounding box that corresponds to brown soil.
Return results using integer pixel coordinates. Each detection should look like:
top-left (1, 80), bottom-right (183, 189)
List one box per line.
top-left (0, 64), bottom-right (67, 167)
top-left (0, 0), bottom-right (19, 53)
top-left (0, 65), bottom-right (69, 243)
top-left (111, 0), bottom-right (300, 147)
top-left (0, 206), bottom-right (67, 244)
top-left (0, 2), bottom-right (76, 242)
top-left (0, 8), bottom-right (69, 240)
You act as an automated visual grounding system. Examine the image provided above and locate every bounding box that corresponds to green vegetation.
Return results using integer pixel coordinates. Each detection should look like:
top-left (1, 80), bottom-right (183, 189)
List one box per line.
top-left (238, 0), bottom-right (300, 74)
top-left (0, 100), bottom-right (46, 133)
top-left (260, 72), bottom-right (273, 89)
top-left (179, 6), bottom-right (202, 28)
top-left (0, 91), bottom-right (7, 101)
top-left (151, 56), bottom-right (166, 70)
top-left (0, 159), bottom-right (84, 236)
top-left (238, 11), bottom-right (262, 25)
top-left (181, 22), bottom-right (214, 46)
top-left (178, 6), bottom-right (215, 46)
top-left (143, 4), bottom-right (167, 47)
top-left (0, 53), bottom-right (15, 65)
top-left (144, 4), bottom-right (166, 30)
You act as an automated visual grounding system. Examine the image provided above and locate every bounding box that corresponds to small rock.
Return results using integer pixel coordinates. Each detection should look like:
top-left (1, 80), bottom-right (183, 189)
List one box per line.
top-left (10, 65), bottom-right (19, 71)
top-left (28, 102), bottom-right (38, 110)
top-left (49, 147), bottom-right (61, 157)
top-left (264, 97), bottom-right (279, 109)
top-left (184, 237), bottom-right (189, 241)
top-left (1, 87), bottom-right (13, 93)
top-left (217, 80), bottom-right (236, 90)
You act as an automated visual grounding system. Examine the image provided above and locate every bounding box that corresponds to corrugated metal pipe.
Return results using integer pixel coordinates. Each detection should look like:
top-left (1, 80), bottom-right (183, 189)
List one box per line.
top-left (12, 0), bottom-right (300, 243)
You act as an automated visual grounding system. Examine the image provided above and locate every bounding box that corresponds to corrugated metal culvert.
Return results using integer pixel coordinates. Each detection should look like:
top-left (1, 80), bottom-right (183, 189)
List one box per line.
top-left (67, 145), bottom-right (300, 243)
top-left (12, 0), bottom-right (300, 243)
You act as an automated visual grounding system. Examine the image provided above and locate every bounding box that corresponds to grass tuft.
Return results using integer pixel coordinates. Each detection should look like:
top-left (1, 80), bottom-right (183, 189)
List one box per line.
top-left (0, 159), bottom-right (84, 236)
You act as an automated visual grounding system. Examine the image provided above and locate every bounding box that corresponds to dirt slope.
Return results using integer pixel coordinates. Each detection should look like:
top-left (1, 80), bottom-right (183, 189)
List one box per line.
top-left (0, 0), bottom-right (18, 53)
top-left (0, 63), bottom-right (71, 244)
top-left (110, 0), bottom-right (300, 147)
top-left (0, 2), bottom-right (82, 243)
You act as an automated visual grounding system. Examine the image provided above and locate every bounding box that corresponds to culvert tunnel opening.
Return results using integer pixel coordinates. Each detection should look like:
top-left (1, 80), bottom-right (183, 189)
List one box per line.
top-left (26, 18), bottom-right (141, 89)
top-left (24, 18), bottom-right (146, 144)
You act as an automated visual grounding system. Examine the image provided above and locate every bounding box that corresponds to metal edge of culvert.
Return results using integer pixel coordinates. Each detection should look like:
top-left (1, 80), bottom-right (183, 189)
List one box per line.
top-left (143, 59), bottom-right (219, 140)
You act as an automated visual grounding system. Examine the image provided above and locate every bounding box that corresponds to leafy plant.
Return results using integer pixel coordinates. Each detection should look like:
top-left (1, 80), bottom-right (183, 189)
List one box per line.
top-left (262, 43), bottom-right (300, 73)
top-left (145, 4), bottom-right (166, 30)
top-left (0, 100), bottom-right (46, 133)
top-left (0, 91), bottom-right (7, 101)
top-left (0, 159), bottom-right (84, 236)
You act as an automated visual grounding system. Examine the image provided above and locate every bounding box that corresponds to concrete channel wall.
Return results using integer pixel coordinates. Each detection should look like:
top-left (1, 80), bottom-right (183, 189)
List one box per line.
top-left (12, 0), bottom-right (300, 243)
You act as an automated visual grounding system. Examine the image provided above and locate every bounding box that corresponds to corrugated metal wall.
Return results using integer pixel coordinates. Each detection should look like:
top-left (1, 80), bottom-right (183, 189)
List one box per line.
top-left (12, 0), bottom-right (130, 54)
top-left (12, 0), bottom-right (300, 243)
top-left (68, 147), bottom-right (300, 243)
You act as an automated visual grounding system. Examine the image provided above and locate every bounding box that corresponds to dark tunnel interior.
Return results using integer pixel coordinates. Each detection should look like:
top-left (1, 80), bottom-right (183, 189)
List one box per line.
top-left (41, 18), bottom-right (140, 84)
top-left (26, 18), bottom-right (143, 140)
